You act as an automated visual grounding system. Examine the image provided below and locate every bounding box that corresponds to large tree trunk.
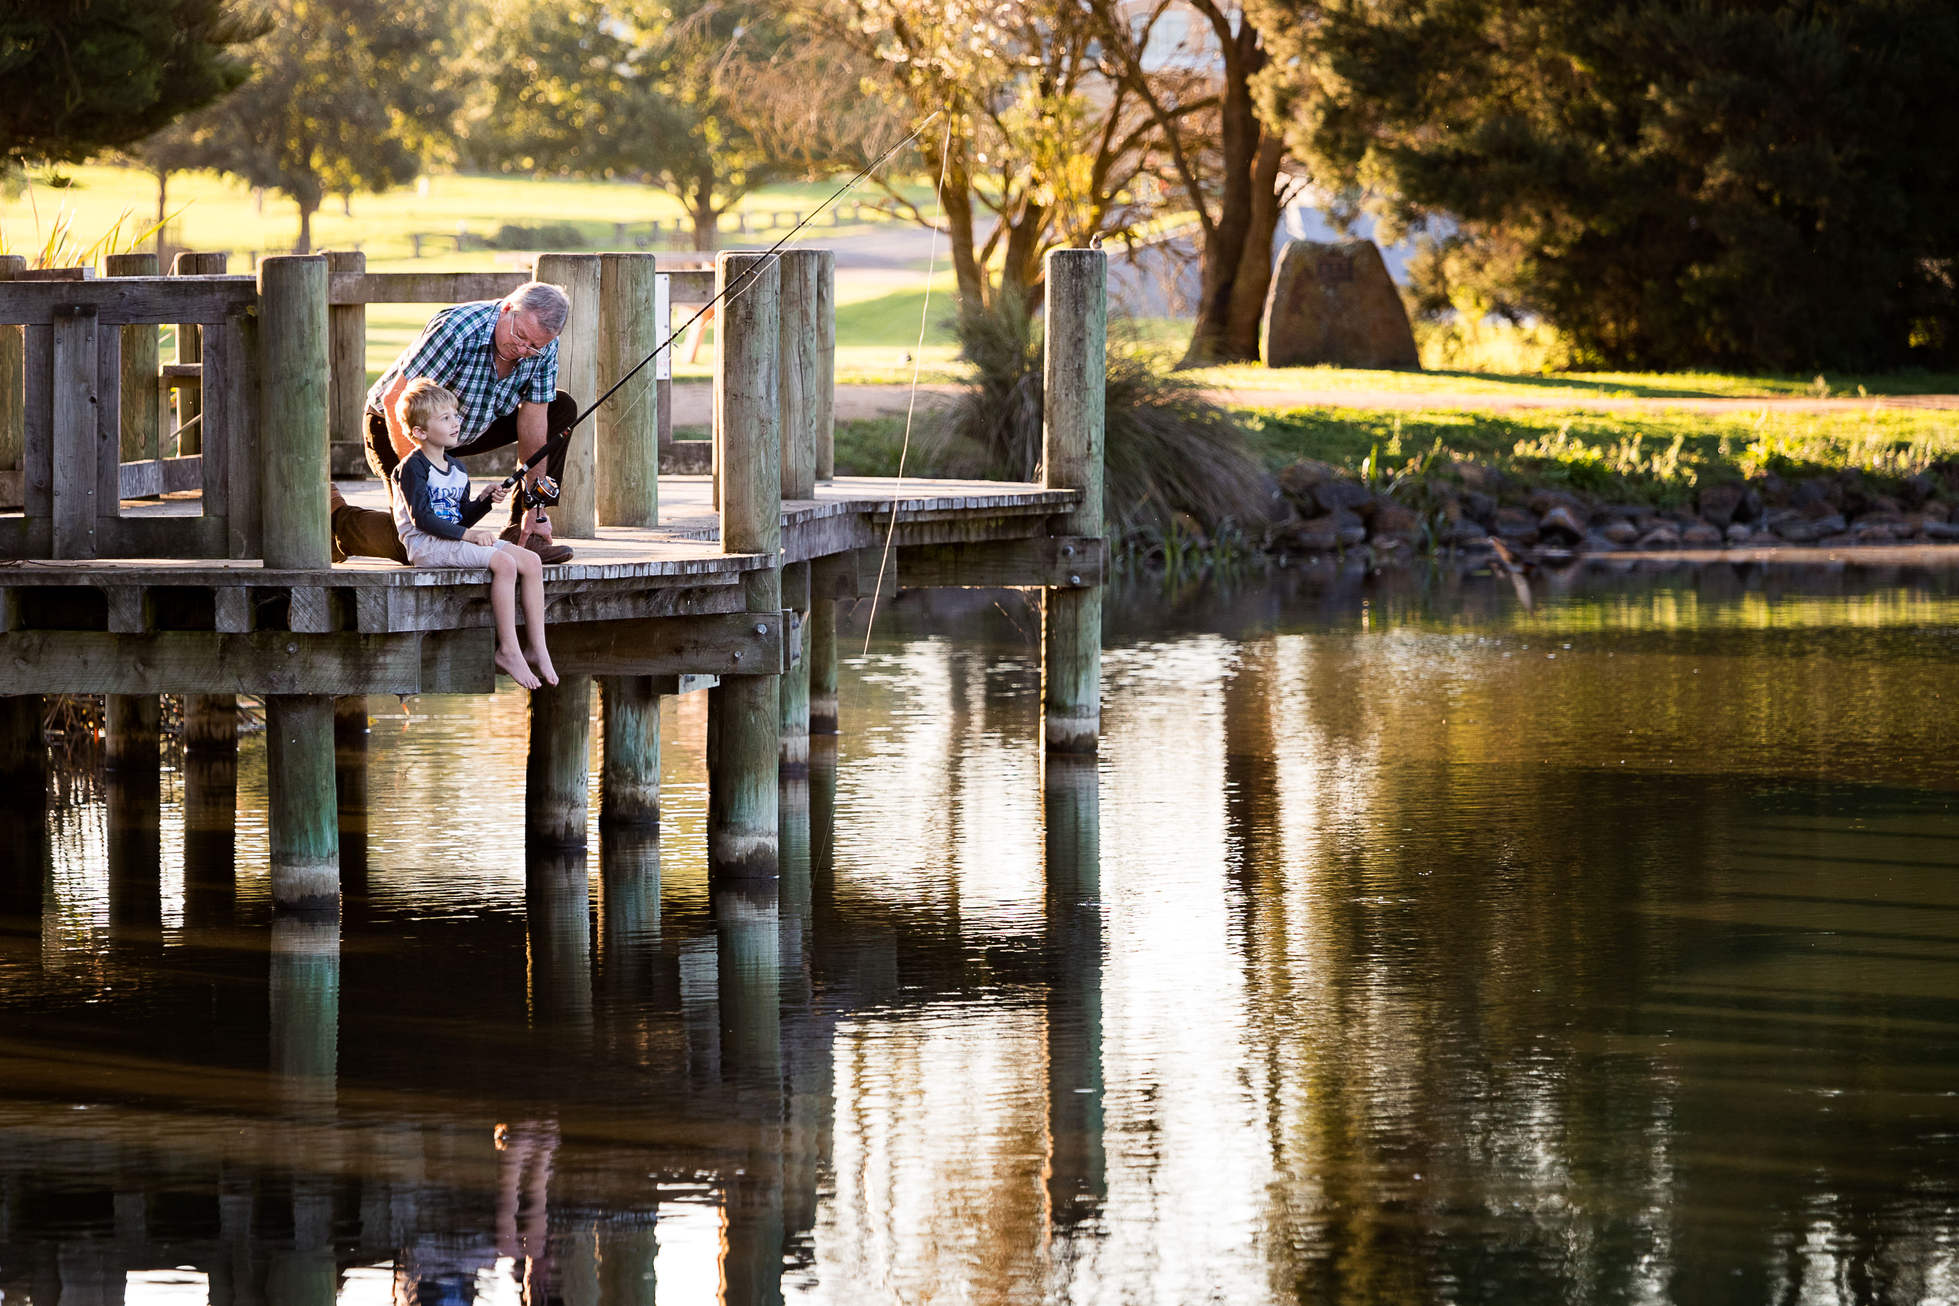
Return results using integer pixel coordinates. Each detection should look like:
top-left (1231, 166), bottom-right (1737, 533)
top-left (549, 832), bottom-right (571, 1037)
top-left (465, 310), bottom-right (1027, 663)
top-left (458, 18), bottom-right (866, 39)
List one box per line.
top-left (688, 169), bottom-right (719, 253)
top-left (295, 202), bottom-right (314, 255)
top-left (154, 169), bottom-right (168, 258)
top-left (1180, 23), bottom-right (1276, 368)
top-left (1222, 136), bottom-right (1286, 359)
top-left (938, 151), bottom-right (986, 314)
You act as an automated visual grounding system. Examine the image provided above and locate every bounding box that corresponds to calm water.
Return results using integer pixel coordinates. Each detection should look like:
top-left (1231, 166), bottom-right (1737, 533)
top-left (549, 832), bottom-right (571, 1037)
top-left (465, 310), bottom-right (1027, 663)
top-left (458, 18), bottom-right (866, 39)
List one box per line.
top-left (4, 560), bottom-right (1959, 1305)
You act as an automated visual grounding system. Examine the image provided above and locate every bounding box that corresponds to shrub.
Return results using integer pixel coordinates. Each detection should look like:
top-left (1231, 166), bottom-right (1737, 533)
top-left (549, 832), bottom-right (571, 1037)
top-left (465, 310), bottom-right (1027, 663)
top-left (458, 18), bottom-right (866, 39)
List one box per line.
top-left (492, 223), bottom-right (585, 251)
top-left (932, 293), bottom-right (1275, 539)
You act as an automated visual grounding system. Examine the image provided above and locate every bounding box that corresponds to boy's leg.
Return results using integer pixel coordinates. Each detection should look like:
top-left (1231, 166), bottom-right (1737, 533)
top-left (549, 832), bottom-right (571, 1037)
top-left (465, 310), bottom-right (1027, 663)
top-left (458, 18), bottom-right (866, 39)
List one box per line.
top-left (506, 544), bottom-right (558, 686)
top-left (486, 551), bottom-right (540, 690)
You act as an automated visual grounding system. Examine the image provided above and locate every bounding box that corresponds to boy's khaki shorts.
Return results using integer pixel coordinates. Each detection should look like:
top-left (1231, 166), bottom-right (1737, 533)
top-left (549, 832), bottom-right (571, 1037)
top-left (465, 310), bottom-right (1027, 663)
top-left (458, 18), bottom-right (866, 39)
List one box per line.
top-left (404, 535), bottom-right (512, 570)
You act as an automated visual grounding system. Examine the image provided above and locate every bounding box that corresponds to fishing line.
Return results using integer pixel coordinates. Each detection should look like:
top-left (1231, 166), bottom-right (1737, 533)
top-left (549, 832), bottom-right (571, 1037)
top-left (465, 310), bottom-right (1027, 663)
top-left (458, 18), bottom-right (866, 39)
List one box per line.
top-left (491, 112), bottom-right (945, 508)
top-left (861, 110), bottom-right (954, 655)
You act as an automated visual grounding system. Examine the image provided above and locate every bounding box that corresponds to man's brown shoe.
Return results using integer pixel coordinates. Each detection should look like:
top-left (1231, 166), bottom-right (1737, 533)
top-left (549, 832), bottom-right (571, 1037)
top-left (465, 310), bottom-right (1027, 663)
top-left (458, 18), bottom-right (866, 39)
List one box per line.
top-left (500, 523), bottom-right (573, 564)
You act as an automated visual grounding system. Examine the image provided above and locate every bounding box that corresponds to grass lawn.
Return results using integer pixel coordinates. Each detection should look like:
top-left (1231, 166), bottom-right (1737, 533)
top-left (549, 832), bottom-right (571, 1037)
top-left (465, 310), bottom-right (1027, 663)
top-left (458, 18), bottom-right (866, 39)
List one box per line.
top-left (1184, 361), bottom-right (1959, 401)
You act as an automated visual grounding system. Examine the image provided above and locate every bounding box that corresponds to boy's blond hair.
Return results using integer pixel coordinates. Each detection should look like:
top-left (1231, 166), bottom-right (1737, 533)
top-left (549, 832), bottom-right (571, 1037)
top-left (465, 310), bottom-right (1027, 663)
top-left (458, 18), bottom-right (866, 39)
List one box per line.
top-left (396, 378), bottom-right (459, 434)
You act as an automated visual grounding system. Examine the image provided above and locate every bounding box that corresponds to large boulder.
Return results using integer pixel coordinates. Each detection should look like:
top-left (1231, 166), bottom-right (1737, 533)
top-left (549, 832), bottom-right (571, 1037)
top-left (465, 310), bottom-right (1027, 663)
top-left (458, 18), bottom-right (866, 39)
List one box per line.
top-left (1260, 240), bottom-right (1420, 370)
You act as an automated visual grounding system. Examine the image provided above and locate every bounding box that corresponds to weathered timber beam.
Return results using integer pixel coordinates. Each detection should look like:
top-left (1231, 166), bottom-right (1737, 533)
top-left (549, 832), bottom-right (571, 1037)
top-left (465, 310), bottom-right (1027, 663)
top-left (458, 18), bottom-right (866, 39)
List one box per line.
top-left (117, 455), bottom-right (202, 499)
top-left (895, 537), bottom-right (1105, 589)
top-left (810, 547), bottom-right (896, 599)
top-left (328, 272), bottom-right (528, 305)
top-left (161, 362), bottom-right (200, 390)
top-left (548, 611), bottom-right (789, 677)
top-left (0, 277), bottom-right (257, 326)
top-left (354, 577), bottom-right (745, 633)
top-left (0, 629), bottom-right (492, 694)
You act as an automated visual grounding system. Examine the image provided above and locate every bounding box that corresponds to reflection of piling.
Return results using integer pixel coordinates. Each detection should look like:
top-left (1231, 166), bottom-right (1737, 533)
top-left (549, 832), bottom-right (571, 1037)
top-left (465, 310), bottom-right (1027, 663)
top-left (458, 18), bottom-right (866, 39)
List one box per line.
top-left (715, 880), bottom-right (782, 1080)
top-left (1042, 755), bottom-right (1107, 1224)
top-left (527, 676), bottom-right (594, 849)
top-left (809, 736), bottom-right (837, 901)
top-left (528, 849), bottom-right (594, 1039)
top-left (333, 696), bottom-right (369, 874)
top-left (1041, 250), bottom-right (1106, 755)
top-left (269, 915), bottom-right (340, 1112)
top-left (599, 831), bottom-right (662, 1017)
top-left (0, 696), bottom-right (47, 928)
top-left (808, 598), bottom-right (839, 735)
top-left (707, 251), bottom-right (781, 879)
top-left (183, 698), bottom-right (239, 929)
top-left (778, 778), bottom-right (812, 923)
top-left (599, 1224), bottom-right (659, 1305)
top-left (600, 675), bottom-right (661, 829)
top-left (106, 695), bottom-right (163, 939)
top-left (266, 1182), bottom-right (338, 1306)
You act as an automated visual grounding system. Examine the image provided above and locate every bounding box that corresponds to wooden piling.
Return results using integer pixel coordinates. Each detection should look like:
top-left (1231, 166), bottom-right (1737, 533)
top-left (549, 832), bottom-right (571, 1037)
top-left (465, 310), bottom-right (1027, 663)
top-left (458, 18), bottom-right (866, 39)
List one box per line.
top-left (814, 250), bottom-right (836, 482)
top-left (779, 562), bottom-right (810, 775)
top-left (599, 675), bottom-right (660, 828)
top-left (778, 250), bottom-right (820, 501)
top-left (104, 254), bottom-right (160, 473)
top-left (0, 694), bottom-right (46, 799)
top-left (597, 253), bottom-right (661, 527)
top-left (169, 251), bottom-right (227, 456)
top-left (266, 695), bottom-right (339, 913)
top-left (526, 675), bottom-right (593, 849)
top-left (324, 251), bottom-right (367, 477)
top-left (183, 694), bottom-right (237, 755)
top-left (0, 256), bottom-right (23, 489)
top-left (534, 253), bottom-right (600, 538)
top-left (104, 695), bottom-right (161, 773)
top-left (257, 255), bottom-right (331, 569)
top-left (809, 598), bottom-right (839, 735)
top-left (707, 251), bottom-right (781, 879)
top-left (1041, 249), bottom-right (1107, 755)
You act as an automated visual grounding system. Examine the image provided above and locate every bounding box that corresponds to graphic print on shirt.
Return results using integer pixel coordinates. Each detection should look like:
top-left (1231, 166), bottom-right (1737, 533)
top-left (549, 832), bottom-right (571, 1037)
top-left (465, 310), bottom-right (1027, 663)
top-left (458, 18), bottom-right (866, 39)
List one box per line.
top-left (427, 478), bottom-right (467, 527)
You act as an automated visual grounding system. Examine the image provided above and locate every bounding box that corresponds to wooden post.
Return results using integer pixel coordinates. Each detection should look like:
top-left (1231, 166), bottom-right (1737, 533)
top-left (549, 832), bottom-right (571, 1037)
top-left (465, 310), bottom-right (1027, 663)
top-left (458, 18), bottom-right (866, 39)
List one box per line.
top-left (104, 694), bottom-right (161, 774)
top-left (526, 675), bottom-right (593, 849)
top-left (707, 251), bottom-right (781, 879)
top-left (599, 675), bottom-right (660, 828)
top-left (596, 253), bottom-right (660, 527)
top-left (51, 304), bottom-right (100, 559)
top-left (0, 256), bottom-right (23, 491)
top-left (267, 695), bottom-right (338, 913)
top-left (170, 251), bottom-right (227, 456)
top-left (257, 255), bottom-right (331, 569)
top-left (809, 598), bottom-right (838, 735)
top-left (779, 562), bottom-right (810, 775)
top-left (778, 250), bottom-right (820, 502)
top-left (184, 694), bottom-right (237, 754)
top-left (324, 251), bottom-right (368, 477)
top-left (104, 253), bottom-right (161, 480)
top-left (534, 253), bottom-right (600, 539)
top-left (814, 250), bottom-right (836, 482)
top-left (0, 694), bottom-right (46, 801)
top-left (1041, 249), bottom-right (1106, 755)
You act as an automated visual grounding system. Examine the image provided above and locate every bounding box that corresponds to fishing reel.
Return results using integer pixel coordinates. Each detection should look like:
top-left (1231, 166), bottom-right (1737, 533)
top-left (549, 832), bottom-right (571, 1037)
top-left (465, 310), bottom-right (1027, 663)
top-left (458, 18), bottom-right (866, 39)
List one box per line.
top-left (517, 474), bottom-right (561, 511)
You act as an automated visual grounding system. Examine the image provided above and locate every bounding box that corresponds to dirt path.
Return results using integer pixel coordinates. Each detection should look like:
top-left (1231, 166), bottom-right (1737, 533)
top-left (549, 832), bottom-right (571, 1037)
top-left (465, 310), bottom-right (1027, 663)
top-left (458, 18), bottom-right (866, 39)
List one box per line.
top-left (665, 381), bottom-right (1959, 427)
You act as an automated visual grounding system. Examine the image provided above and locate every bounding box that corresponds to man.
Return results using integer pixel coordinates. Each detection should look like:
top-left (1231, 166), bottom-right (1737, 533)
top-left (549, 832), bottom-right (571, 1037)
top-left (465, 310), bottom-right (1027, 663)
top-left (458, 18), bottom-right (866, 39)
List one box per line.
top-left (331, 280), bottom-right (578, 564)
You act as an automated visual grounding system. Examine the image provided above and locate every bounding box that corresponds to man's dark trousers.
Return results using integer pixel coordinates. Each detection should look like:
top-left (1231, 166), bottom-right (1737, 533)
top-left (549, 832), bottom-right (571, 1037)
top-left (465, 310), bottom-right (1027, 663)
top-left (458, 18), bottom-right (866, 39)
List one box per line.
top-left (363, 390), bottom-right (578, 528)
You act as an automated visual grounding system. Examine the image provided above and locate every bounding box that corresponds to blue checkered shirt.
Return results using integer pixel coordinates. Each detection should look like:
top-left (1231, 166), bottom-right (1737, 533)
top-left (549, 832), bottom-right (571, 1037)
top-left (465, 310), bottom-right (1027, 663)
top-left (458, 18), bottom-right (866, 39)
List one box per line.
top-left (367, 301), bottom-right (559, 439)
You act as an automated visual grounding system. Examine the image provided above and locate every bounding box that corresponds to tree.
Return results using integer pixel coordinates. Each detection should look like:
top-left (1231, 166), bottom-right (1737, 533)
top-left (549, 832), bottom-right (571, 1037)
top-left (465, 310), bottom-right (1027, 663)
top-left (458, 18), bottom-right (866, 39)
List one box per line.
top-left (0, 0), bottom-right (257, 168)
top-left (154, 0), bottom-right (460, 253)
top-left (796, 0), bottom-right (1167, 315)
top-left (1248, 0), bottom-right (1959, 370)
top-left (468, 0), bottom-right (797, 252)
top-left (1088, 1), bottom-right (1299, 367)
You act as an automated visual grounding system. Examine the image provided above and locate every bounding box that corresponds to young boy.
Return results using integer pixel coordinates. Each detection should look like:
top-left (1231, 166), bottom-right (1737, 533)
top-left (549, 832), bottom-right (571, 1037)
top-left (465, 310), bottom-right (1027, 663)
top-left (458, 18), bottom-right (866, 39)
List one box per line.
top-left (391, 378), bottom-right (558, 691)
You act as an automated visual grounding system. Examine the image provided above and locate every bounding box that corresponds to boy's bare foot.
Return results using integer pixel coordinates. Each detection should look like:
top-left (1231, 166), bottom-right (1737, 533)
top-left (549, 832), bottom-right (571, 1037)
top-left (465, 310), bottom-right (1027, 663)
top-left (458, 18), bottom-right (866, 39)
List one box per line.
top-left (496, 645), bottom-right (541, 690)
top-left (526, 647), bottom-right (560, 687)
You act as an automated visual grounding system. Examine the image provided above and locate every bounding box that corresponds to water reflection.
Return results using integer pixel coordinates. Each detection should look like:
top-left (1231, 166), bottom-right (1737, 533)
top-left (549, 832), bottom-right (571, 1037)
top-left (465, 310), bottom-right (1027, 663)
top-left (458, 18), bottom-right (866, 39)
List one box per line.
top-left (1, 562), bottom-right (1958, 1303)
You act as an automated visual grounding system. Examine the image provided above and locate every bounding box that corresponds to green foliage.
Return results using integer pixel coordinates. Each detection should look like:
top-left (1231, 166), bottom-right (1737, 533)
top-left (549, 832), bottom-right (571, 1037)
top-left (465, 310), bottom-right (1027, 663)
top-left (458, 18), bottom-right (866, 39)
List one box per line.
top-left (933, 294), bottom-right (1275, 537)
top-left (137, 0), bottom-right (462, 251)
top-left (492, 223), bottom-right (584, 251)
top-left (0, 0), bottom-right (258, 167)
top-left (468, 0), bottom-right (795, 250)
top-left (1250, 0), bottom-right (1959, 371)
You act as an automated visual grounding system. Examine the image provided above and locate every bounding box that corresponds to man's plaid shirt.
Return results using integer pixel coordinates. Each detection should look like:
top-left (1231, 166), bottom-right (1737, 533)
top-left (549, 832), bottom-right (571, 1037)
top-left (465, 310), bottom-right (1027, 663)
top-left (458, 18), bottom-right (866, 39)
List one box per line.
top-left (367, 301), bottom-right (560, 439)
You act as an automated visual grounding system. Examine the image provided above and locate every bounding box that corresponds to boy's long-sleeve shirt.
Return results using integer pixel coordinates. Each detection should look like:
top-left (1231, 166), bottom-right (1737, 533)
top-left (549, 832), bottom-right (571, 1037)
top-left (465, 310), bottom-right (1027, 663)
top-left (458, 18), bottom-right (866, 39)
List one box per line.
top-left (392, 449), bottom-right (492, 544)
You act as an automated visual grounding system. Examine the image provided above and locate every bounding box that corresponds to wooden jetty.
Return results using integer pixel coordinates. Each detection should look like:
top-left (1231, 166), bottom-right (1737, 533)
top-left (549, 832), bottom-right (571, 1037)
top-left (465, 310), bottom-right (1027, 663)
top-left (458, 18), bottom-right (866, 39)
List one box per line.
top-left (0, 247), bottom-right (1108, 911)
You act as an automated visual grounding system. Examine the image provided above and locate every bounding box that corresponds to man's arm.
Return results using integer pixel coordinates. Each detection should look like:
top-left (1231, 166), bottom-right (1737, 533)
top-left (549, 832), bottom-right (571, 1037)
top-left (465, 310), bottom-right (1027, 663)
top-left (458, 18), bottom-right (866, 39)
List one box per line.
top-left (376, 373), bottom-right (415, 462)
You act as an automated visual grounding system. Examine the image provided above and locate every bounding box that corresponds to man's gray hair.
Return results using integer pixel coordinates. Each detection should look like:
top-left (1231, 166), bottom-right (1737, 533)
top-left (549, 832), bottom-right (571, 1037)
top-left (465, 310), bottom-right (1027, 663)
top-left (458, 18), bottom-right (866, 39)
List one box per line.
top-left (507, 281), bottom-right (570, 336)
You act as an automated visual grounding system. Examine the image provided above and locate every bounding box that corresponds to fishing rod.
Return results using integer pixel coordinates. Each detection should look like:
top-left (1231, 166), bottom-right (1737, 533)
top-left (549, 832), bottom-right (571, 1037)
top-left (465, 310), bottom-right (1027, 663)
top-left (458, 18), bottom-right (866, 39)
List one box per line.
top-left (488, 113), bottom-right (944, 515)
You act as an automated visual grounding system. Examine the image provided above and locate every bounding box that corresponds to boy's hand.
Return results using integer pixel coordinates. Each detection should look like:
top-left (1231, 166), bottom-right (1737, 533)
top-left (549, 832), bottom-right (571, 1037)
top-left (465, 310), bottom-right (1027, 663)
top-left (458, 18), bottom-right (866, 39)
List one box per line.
top-left (463, 527), bottom-right (497, 546)
top-left (485, 481), bottom-right (512, 504)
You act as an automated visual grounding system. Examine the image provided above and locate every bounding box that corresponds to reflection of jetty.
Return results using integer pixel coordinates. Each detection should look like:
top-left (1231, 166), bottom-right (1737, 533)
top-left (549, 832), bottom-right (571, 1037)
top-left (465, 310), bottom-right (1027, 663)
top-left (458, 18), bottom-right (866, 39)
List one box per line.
top-left (0, 248), bottom-right (1109, 910)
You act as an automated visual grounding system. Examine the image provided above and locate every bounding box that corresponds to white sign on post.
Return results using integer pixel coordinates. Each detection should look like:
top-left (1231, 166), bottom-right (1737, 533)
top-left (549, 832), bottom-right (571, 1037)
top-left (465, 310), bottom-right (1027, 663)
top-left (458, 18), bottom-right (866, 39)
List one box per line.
top-left (654, 273), bottom-right (671, 381)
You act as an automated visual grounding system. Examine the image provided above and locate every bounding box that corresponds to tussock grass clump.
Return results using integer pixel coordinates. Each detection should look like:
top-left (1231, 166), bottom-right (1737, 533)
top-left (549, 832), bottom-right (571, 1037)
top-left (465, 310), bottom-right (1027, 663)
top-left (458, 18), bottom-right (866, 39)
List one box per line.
top-left (933, 294), bottom-right (1275, 539)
